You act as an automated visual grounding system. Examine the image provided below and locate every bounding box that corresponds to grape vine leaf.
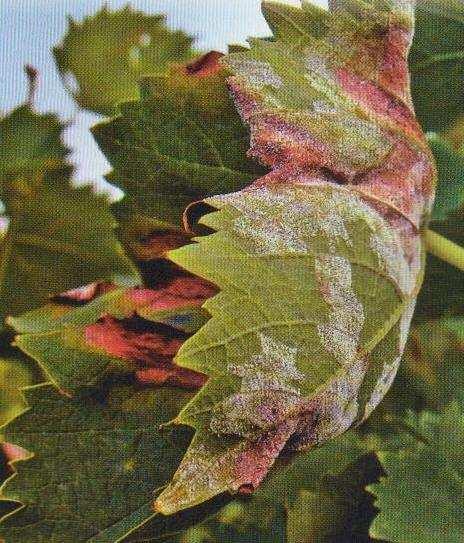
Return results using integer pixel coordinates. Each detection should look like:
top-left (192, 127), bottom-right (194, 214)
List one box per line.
top-left (0, 105), bottom-right (140, 322)
top-left (92, 53), bottom-right (265, 231)
top-left (0, 356), bottom-right (37, 429)
top-left (138, 431), bottom-right (376, 543)
top-left (442, 315), bottom-right (464, 342)
top-left (53, 6), bottom-right (196, 115)
top-left (401, 317), bottom-right (464, 409)
top-left (369, 403), bottom-right (464, 543)
top-left (361, 313), bottom-right (464, 442)
top-left (428, 134), bottom-right (464, 221)
top-left (286, 457), bottom-right (379, 543)
top-left (0, 106), bottom-right (66, 175)
top-left (10, 275), bottom-right (215, 395)
top-left (410, 0), bottom-right (464, 132)
top-left (154, 0), bottom-right (436, 514)
top-left (0, 383), bottom-right (194, 543)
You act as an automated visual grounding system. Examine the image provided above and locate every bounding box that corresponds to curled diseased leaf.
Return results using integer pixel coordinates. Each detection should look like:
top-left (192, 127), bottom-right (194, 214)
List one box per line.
top-left (156, 0), bottom-right (436, 514)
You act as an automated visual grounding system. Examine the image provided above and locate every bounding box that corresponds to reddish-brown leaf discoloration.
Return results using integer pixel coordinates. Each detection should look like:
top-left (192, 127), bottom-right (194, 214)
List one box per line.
top-left (234, 419), bottom-right (298, 494)
top-left (85, 316), bottom-right (183, 365)
top-left (85, 316), bottom-right (206, 390)
top-left (134, 230), bottom-right (192, 261)
top-left (185, 51), bottom-right (224, 77)
top-left (136, 366), bottom-right (207, 390)
top-left (128, 276), bottom-right (217, 313)
top-left (1, 442), bottom-right (29, 464)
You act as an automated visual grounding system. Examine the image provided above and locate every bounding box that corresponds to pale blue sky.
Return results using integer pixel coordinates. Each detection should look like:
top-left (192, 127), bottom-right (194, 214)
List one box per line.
top-left (0, 0), bottom-right (327, 190)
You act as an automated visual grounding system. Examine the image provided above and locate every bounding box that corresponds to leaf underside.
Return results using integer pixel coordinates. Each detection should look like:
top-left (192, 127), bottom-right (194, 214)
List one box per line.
top-left (155, 0), bottom-right (436, 514)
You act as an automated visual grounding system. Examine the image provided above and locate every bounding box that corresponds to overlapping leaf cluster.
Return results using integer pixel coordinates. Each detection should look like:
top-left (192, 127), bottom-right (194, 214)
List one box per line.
top-left (0, 1), bottom-right (464, 542)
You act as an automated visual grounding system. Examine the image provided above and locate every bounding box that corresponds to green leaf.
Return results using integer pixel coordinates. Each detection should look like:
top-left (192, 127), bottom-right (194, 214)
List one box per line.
top-left (53, 6), bottom-right (196, 115)
top-left (369, 403), bottom-right (464, 542)
top-left (0, 356), bottom-right (36, 429)
top-left (92, 56), bottom-right (264, 229)
top-left (411, 0), bottom-right (464, 132)
top-left (158, 185), bottom-right (420, 513)
top-left (441, 315), bottom-right (464, 341)
top-left (261, 433), bottom-right (378, 543)
top-left (0, 106), bottom-right (140, 321)
top-left (401, 318), bottom-right (464, 409)
top-left (429, 134), bottom-right (464, 221)
top-left (155, 0), bottom-right (434, 514)
top-left (0, 106), bottom-right (66, 176)
top-left (286, 468), bottom-right (376, 543)
top-left (0, 383), bottom-right (193, 543)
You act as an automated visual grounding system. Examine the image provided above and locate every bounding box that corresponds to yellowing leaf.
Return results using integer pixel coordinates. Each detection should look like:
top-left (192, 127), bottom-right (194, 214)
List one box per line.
top-left (155, 0), bottom-right (436, 514)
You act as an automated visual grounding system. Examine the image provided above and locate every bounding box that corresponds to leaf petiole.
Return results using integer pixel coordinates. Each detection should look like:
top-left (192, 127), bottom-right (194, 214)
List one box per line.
top-left (426, 229), bottom-right (464, 272)
top-left (410, 50), bottom-right (464, 72)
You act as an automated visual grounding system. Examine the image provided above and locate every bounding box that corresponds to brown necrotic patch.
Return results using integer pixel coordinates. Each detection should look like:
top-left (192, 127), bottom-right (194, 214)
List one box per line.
top-left (85, 316), bottom-right (207, 390)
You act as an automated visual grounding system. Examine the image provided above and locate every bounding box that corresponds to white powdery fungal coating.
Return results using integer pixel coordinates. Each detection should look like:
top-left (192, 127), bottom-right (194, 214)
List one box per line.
top-left (157, 439), bottom-right (247, 511)
top-left (391, 0), bottom-right (415, 16)
top-left (209, 334), bottom-right (304, 437)
top-left (364, 356), bottom-right (401, 419)
top-left (227, 58), bottom-right (283, 89)
top-left (214, 187), bottom-right (354, 255)
top-left (364, 299), bottom-right (417, 417)
top-left (328, 189), bottom-right (387, 233)
top-left (305, 54), bottom-right (333, 81)
top-left (175, 442), bottom-right (229, 493)
top-left (369, 233), bottom-right (414, 295)
top-left (229, 334), bottom-right (305, 394)
top-left (312, 99), bottom-right (339, 114)
top-left (158, 420), bottom-right (297, 513)
top-left (315, 254), bottom-right (364, 365)
top-left (290, 356), bottom-right (367, 451)
top-left (211, 186), bottom-right (414, 436)
top-left (233, 215), bottom-right (308, 254)
top-left (324, 189), bottom-right (416, 295)
top-left (399, 298), bottom-right (417, 349)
